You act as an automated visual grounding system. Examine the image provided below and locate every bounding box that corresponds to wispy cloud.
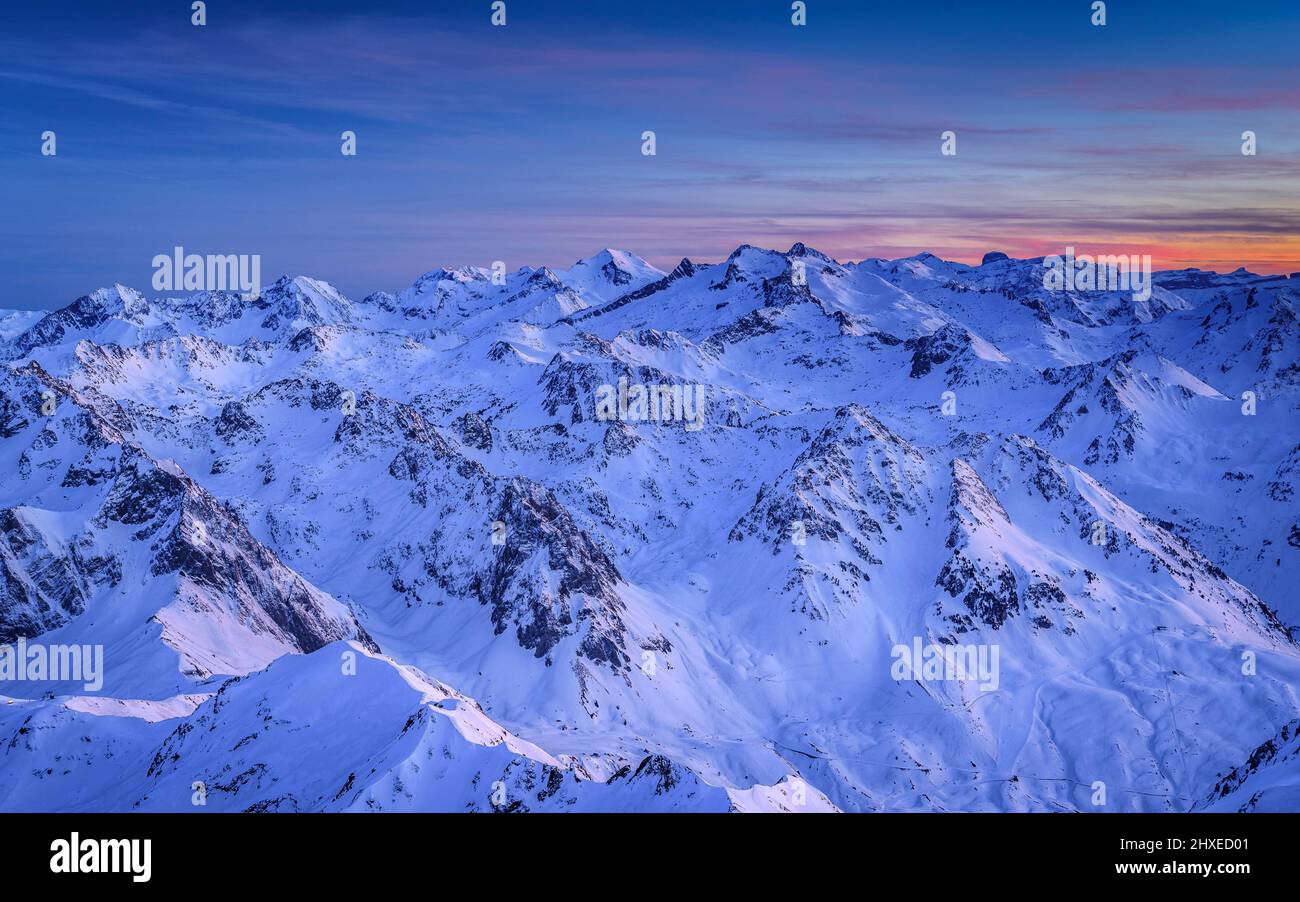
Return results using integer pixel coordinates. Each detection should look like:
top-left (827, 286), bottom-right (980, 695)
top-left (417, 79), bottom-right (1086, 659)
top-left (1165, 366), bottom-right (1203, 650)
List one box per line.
top-left (1, 2), bottom-right (1296, 306)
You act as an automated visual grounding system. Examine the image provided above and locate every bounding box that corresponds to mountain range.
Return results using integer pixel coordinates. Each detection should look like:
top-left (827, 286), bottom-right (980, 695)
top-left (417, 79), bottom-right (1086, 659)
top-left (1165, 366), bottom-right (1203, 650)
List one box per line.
top-left (1, 244), bottom-right (1297, 812)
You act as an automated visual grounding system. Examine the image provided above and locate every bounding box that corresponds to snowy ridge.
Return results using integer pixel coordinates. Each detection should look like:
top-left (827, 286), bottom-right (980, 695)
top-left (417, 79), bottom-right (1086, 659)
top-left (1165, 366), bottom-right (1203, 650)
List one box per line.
top-left (0, 246), bottom-right (1297, 812)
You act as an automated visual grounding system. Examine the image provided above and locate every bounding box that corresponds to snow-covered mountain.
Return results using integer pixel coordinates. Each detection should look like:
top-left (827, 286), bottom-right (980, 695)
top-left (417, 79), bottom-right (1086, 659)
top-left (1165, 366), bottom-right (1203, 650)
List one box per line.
top-left (1, 246), bottom-right (1296, 812)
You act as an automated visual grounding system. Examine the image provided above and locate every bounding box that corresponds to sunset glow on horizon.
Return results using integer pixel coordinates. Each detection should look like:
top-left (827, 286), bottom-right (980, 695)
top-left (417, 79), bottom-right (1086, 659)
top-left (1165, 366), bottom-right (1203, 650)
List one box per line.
top-left (2, 0), bottom-right (1297, 306)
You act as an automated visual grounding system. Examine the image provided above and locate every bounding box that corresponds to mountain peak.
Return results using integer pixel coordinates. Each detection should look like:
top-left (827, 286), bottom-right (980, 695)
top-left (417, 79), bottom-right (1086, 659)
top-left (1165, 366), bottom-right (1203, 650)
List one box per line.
top-left (786, 242), bottom-right (833, 262)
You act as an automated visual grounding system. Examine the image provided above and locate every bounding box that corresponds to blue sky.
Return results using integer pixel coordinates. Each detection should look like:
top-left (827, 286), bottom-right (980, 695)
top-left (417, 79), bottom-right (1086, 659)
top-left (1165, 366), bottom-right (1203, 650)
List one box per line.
top-left (1, 0), bottom-right (1297, 308)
